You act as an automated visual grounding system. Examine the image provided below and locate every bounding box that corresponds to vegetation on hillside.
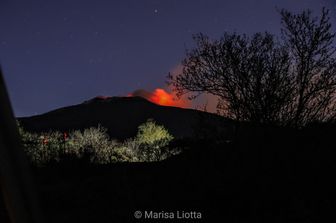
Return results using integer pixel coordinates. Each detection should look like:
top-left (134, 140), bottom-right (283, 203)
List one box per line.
top-left (17, 119), bottom-right (179, 166)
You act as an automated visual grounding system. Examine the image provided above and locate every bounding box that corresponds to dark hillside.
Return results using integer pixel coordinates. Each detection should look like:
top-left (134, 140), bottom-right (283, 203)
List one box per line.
top-left (6, 97), bottom-right (336, 222)
top-left (0, 123), bottom-right (332, 222)
top-left (18, 96), bottom-right (233, 140)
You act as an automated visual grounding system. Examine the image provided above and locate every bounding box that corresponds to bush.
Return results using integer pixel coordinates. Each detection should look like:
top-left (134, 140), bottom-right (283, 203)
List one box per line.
top-left (18, 124), bottom-right (63, 165)
top-left (136, 119), bottom-right (173, 148)
top-left (68, 126), bottom-right (111, 163)
top-left (135, 119), bottom-right (175, 161)
top-left (17, 119), bottom-right (179, 165)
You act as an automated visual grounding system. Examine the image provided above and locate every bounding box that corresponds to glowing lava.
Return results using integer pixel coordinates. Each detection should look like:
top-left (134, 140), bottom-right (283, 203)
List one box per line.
top-left (129, 88), bottom-right (189, 108)
top-left (150, 89), bottom-right (175, 106)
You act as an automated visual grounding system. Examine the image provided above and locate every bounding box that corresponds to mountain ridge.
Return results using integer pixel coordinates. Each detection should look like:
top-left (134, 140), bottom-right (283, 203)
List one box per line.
top-left (18, 96), bottom-right (233, 140)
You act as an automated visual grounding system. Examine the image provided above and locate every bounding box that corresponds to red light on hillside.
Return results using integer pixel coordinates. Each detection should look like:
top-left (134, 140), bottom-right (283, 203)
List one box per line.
top-left (128, 88), bottom-right (189, 108)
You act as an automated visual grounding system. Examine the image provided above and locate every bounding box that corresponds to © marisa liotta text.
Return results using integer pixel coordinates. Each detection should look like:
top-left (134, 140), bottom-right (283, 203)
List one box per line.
top-left (143, 210), bottom-right (202, 219)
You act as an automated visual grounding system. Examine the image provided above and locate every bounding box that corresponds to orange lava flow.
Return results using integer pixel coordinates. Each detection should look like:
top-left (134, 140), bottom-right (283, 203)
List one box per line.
top-left (129, 88), bottom-right (189, 108)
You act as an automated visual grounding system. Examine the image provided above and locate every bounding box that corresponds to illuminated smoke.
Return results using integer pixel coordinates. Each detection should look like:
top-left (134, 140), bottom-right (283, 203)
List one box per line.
top-left (168, 64), bottom-right (219, 113)
top-left (127, 64), bottom-right (219, 112)
top-left (129, 88), bottom-right (189, 108)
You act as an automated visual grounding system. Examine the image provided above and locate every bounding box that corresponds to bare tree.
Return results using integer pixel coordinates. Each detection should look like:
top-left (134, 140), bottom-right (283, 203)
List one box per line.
top-left (168, 32), bottom-right (294, 124)
top-left (280, 8), bottom-right (336, 126)
top-left (168, 8), bottom-right (336, 126)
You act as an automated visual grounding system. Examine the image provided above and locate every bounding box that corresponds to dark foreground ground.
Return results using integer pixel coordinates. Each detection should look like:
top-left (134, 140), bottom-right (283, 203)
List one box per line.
top-left (1, 124), bottom-right (336, 222)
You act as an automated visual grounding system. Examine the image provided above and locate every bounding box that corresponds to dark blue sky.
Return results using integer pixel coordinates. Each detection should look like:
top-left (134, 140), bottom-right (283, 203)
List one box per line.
top-left (0, 0), bottom-right (335, 117)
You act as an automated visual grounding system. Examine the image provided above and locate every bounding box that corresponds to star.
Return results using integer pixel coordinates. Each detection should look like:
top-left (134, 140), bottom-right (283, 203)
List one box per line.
top-left (154, 9), bottom-right (158, 14)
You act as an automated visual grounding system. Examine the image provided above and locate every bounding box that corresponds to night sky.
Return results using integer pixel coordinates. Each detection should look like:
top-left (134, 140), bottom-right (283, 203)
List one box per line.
top-left (1, 0), bottom-right (335, 117)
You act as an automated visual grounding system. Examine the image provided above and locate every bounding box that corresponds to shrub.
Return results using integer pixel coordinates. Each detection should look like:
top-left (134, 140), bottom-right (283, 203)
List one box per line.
top-left (18, 126), bottom-right (63, 165)
top-left (135, 119), bottom-right (174, 161)
top-left (136, 119), bottom-right (173, 148)
top-left (17, 120), bottom-right (179, 165)
top-left (110, 143), bottom-right (138, 162)
top-left (68, 126), bottom-right (111, 163)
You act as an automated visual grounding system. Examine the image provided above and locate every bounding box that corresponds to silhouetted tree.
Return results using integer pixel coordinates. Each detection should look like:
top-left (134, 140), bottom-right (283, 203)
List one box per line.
top-left (168, 8), bottom-right (336, 126)
top-left (280, 8), bottom-right (336, 126)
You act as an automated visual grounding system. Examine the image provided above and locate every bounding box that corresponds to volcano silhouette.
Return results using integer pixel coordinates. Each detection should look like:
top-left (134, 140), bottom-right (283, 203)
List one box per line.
top-left (18, 96), bottom-right (233, 140)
